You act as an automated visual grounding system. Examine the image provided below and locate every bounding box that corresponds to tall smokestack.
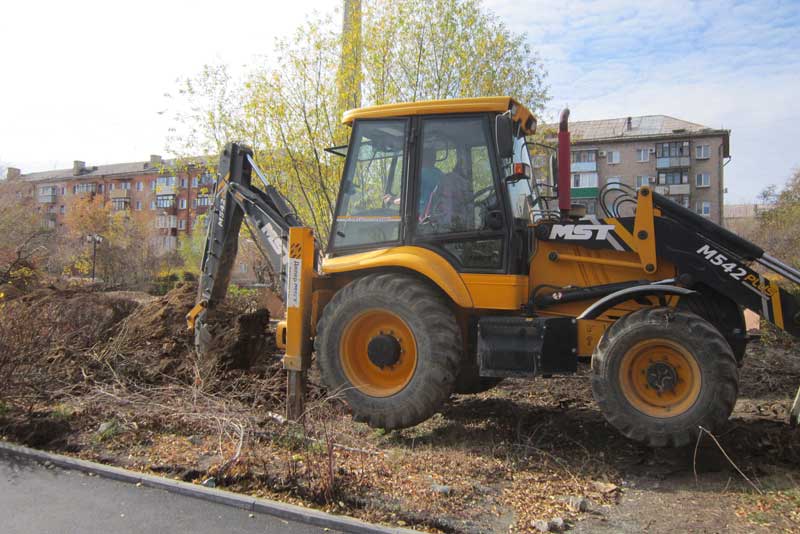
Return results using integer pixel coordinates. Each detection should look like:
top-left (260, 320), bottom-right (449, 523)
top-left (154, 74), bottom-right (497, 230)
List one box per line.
top-left (337, 0), bottom-right (362, 113)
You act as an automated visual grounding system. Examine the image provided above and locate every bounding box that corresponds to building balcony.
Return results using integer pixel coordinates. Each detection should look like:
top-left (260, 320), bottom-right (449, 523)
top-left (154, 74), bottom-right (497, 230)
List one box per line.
top-left (156, 184), bottom-right (177, 196)
top-left (571, 161), bottom-right (597, 173)
top-left (668, 184), bottom-right (691, 195)
top-left (110, 189), bottom-right (131, 199)
top-left (38, 194), bottom-right (57, 203)
top-left (571, 187), bottom-right (598, 199)
top-left (156, 215), bottom-right (178, 229)
top-left (656, 156), bottom-right (690, 169)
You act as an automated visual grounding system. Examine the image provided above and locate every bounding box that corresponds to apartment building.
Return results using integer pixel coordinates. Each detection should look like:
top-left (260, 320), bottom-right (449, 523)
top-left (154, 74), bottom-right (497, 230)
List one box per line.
top-left (554, 115), bottom-right (730, 224)
top-left (4, 155), bottom-right (215, 250)
top-left (2, 156), bottom-right (276, 285)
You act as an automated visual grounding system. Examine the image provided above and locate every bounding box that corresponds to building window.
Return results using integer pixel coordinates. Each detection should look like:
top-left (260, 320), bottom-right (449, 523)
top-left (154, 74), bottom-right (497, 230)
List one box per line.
top-left (192, 198), bottom-right (197, 208)
top-left (150, 180), bottom-right (156, 191)
top-left (571, 173), bottom-right (597, 188)
top-left (695, 144), bottom-right (710, 159)
top-left (60, 187), bottom-right (66, 196)
top-left (657, 141), bottom-right (690, 158)
top-left (179, 198), bottom-right (187, 209)
top-left (607, 151), bottom-right (621, 164)
top-left (60, 205), bottom-right (65, 214)
top-left (571, 151), bottom-right (596, 163)
top-left (658, 172), bottom-right (688, 185)
top-left (191, 176), bottom-right (199, 187)
top-left (635, 176), bottom-right (650, 188)
top-left (73, 183), bottom-right (97, 194)
top-left (636, 148), bottom-right (649, 162)
top-left (156, 195), bottom-right (175, 209)
top-left (696, 201), bottom-right (711, 217)
top-left (197, 195), bottom-right (212, 207)
top-left (136, 181), bottom-right (143, 191)
top-left (109, 183), bottom-right (115, 191)
top-left (178, 219), bottom-right (186, 230)
top-left (111, 198), bottom-right (130, 211)
top-left (606, 177), bottom-right (622, 189)
top-left (239, 263), bottom-right (248, 273)
top-left (135, 201), bottom-right (142, 210)
top-left (150, 200), bottom-right (156, 210)
top-left (696, 173), bottom-right (710, 188)
top-left (180, 177), bottom-right (187, 188)
top-left (121, 181), bottom-right (131, 190)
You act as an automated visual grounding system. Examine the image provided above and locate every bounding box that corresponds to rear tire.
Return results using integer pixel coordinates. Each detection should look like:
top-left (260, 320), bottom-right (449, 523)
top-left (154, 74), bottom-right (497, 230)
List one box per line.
top-left (591, 307), bottom-right (738, 447)
top-left (315, 273), bottom-right (461, 429)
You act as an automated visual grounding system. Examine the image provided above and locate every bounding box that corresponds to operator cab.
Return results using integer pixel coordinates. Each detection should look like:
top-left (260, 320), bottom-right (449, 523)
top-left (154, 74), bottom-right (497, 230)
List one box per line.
top-left (329, 97), bottom-right (537, 274)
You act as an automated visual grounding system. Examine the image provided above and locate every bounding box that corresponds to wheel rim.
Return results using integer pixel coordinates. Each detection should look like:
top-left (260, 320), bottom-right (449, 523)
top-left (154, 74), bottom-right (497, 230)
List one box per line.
top-left (618, 338), bottom-right (702, 418)
top-left (339, 309), bottom-right (417, 397)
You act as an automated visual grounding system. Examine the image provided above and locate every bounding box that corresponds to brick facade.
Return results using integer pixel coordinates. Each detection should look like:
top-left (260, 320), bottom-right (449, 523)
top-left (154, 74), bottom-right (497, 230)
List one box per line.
top-left (3, 155), bottom-right (258, 283)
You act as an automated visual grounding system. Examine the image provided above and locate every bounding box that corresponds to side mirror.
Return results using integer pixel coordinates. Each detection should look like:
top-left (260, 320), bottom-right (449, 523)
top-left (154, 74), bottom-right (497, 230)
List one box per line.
top-left (495, 114), bottom-right (514, 159)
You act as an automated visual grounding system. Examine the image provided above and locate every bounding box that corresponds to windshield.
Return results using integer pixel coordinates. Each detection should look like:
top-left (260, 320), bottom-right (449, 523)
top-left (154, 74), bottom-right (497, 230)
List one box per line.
top-left (330, 119), bottom-right (406, 249)
top-left (506, 135), bottom-right (535, 221)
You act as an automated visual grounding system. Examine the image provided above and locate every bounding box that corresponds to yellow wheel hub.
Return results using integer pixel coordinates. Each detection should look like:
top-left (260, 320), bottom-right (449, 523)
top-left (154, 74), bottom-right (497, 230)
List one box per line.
top-left (339, 309), bottom-right (417, 397)
top-left (619, 338), bottom-right (702, 418)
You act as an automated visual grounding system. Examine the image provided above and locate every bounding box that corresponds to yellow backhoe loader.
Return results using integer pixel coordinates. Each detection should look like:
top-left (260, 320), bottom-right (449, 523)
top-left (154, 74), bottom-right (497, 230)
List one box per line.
top-left (188, 97), bottom-right (800, 447)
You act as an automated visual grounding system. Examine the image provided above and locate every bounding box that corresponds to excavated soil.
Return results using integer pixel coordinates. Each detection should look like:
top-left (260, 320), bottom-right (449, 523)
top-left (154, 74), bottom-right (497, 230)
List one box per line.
top-left (0, 283), bottom-right (276, 394)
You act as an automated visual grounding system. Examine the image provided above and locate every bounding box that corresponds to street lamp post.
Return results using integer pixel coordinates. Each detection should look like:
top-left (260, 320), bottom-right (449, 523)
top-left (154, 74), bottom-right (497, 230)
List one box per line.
top-left (85, 234), bottom-right (104, 282)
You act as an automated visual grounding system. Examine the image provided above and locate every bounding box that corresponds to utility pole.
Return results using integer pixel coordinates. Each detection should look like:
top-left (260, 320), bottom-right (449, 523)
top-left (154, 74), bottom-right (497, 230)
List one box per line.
top-left (85, 234), bottom-right (103, 282)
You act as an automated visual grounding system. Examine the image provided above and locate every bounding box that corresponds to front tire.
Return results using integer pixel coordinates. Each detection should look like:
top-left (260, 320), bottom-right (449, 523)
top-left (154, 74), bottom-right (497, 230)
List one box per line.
top-left (591, 307), bottom-right (738, 447)
top-left (315, 273), bottom-right (462, 429)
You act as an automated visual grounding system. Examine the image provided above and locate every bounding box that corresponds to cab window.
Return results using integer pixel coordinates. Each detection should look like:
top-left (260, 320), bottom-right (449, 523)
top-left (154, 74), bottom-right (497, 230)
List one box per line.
top-left (415, 117), bottom-right (499, 235)
top-left (413, 116), bottom-right (504, 271)
top-left (331, 119), bottom-right (406, 248)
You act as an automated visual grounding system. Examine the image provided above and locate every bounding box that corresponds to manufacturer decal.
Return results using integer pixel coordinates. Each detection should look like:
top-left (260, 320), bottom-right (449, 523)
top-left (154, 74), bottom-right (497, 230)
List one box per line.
top-left (696, 244), bottom-right (777, 296)
top-left (286, 258), bottom-right (302, 308)
top-left (549, 224), bottom-right (616, 241)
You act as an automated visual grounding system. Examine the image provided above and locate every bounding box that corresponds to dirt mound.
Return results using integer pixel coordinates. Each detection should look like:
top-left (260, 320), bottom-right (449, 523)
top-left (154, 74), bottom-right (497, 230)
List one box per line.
top-left (0, 286), bottom-right (140, 358)
top-left (94, 283), bottom-right (275, 383)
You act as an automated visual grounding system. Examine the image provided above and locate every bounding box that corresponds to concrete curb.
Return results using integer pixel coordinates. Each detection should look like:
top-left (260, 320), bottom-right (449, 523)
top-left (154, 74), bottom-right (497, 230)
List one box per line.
top-left (0, 441), bottom-right (416, 534)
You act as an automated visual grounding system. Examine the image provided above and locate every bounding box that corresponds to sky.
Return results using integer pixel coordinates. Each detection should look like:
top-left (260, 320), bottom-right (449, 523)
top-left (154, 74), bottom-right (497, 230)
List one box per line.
top-left (1, 0), bottom-right (799, 202)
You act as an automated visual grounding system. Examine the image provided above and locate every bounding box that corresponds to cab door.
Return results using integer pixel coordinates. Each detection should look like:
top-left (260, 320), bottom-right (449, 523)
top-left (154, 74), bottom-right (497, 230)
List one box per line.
top-left (409, 114), bottom-right (508, 273)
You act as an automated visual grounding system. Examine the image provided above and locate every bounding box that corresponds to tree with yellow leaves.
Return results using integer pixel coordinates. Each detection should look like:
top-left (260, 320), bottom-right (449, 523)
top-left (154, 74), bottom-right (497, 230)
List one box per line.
top-left (169, 0), bottom-right (548, 247)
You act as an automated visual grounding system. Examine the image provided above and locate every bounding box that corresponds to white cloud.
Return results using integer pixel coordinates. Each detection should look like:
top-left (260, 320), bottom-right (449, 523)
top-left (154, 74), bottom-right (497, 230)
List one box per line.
top-left (2, 0), bottom-right (798, 201)
top-left (487, 0), bottom-right (800, 201)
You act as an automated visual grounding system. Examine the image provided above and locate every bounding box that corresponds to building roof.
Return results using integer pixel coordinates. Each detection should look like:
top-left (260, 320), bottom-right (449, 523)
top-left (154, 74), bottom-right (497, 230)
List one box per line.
top-left (342, 96), bottom-right (537, 134)
top-left (16, 156), bottom-right (210, 184)
top-left (558, 114), bottom-right (730, 157)
top-left (567, 115), bottom-right (726, 142)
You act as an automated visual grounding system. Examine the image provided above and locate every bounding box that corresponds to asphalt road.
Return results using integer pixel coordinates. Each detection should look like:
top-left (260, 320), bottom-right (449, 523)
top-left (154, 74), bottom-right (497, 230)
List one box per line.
top-left (0, 451), bottom-right (345, 534)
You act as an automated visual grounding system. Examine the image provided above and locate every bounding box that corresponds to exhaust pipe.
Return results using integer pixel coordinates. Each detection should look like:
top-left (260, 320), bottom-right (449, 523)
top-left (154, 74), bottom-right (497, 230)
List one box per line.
top-left (558, 108), bottom-right (571, 217)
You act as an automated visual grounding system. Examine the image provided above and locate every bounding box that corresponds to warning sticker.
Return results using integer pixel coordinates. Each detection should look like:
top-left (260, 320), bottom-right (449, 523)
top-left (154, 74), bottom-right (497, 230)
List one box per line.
top-left (287, 258), bottom-right (301, 308)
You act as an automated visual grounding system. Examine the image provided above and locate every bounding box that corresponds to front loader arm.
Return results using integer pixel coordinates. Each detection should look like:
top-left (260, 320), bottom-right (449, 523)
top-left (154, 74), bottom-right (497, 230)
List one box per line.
top-left (649, 191), bottom-right (800, 338)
